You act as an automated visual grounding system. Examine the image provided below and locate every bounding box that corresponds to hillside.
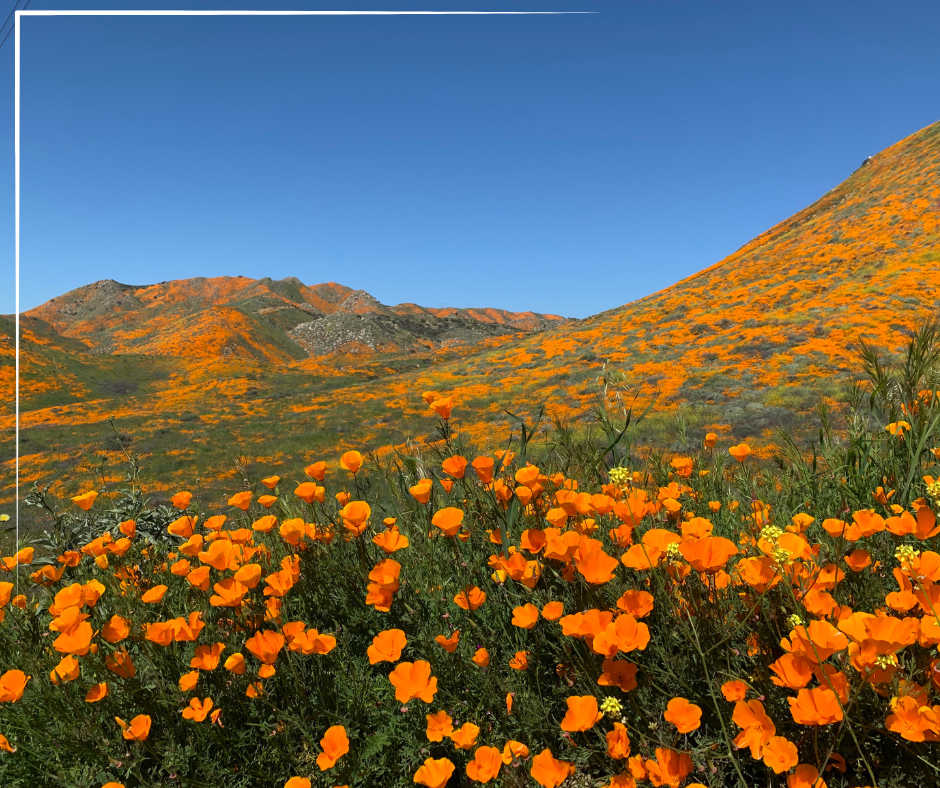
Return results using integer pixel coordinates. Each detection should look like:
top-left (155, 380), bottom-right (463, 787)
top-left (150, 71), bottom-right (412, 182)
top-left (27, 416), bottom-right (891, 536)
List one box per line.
top-left (24, 276), bottom-right (567, 360)
top-left (368, 119), bottom-right (940, 442)
top-left (3, 119), bottom-right (939, 512)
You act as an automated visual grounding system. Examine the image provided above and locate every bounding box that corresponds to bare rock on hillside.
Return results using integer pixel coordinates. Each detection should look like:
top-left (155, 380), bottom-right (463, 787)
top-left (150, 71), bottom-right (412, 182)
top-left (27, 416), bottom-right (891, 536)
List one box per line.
top-left (289, 310), bottom-right (523, 356)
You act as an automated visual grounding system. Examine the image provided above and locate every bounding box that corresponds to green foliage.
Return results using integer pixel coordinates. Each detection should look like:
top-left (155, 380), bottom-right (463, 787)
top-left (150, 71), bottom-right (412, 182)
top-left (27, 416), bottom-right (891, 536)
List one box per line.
top-left (0, 329), bottom-right (938, 788)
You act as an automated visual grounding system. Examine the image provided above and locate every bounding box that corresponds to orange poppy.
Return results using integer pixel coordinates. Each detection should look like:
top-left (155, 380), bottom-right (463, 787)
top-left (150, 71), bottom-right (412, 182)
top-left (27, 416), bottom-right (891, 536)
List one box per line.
top-left (0, 670), bottom-right (29, 703)
top-left (442, 456), bottom-right (468, 479)
top-left (577, 547), bottom-right (620, 584)
top-left (373, 527), bottom-right (409, 554)
top-left (388, 660), bottom-right (437, 703)
top-left (413, 757), bottom-right (455, 788)
top-left (224, 653), bottom-right (246, 674)
top-left (285, 779), bottom-right (311, 788)
top-left (616, 590), bottom-right (654, 618)
top-left (432, 507), bottom-right (464, 537)
top-left (732, 700), bottom-right (776, 758)
top-left (85, 681), bottom-right (108, 703)
top-left (542, 600), bottom-right (564, 620)
top-left (762, 736), bottom-right (799, 773)
top-left (317, 725), bottom-right (349, 770)
top-left (179, 670), bottom-right (199, 692)
top-left (466, 745), bottom-right (502, 782)
top-left (365, 584), bottom-right (394, 612)
top-left (886, 695), bottom-right (940, 742)
top-left (720, 680), bottom-right (748, 702)
top-left (449, 722), bottom-right (479, 750)
top-left (607, 722), bottom-right (631, 759)
top-left (472, 648), bottom-right (490, 667)
top-left (198, 539), bottom-right (239, 571)
top-left (228, 491), bottom-right (253, 510)
top-left (845, 549), bottom-right (872, 572)
top-left (521, 529), bottom-right (547, 553)
top-left (530, 748), bottom-right (575, 788)
top-left (454, 585), bottom-right (486, 611)
top-left (244, 630), bottom-right (285, 665)
top-left (679, 536), bottom-right (738, 573)
top-left (471, 457), bottom-right (495, 484)
top-left (786, 765), bottom-right (827, 788)
top-left (368, 559), bottom-right (401, 594)
top-left (168, 515), bottom-right (196, 538)
top-left (71, 491), bottom-right (98, 511)
top-left (512, 603), bottom-right (539, 629)
top-left (435, 631), bottom-right (460, 653)
top-left (645, 748), bottom-right (693, 787)
top-left (305, 461), bottom-right (326, 480)
top-left (101, 615), bottom-right (130, 644)
top-left (210, 578), bottom-right (248, 608)
top-left (53, 620), bottom-right (94, 656)
top-left (340, 451), bottom-right (363, 473)
top-left (604, 613), bottom-right (651, 654)
top-left (769, 654), bottom-right (814, 689)
top-left (410, 480), bottom-right (434, 504)
top-left (430, 397), bottom-right (453, 419)
top-left (105, 649), bottom-right (136, 679)
top-left (502, 740), bottom-right (528, 764)
top-left (598, 658), bottom-right (638, 693)
top-left (141, 585), bottom-right (168, 604)
top-left (509, 651), bottom-right (529, 670)
top-left (294, 482), bottom-right (324, 504)
top-left (182, 697), bottom-right (214, 722)
top-left (664, 697), bottom-right (702, 733)
top-left (232, 563), bottom-right (262, 589)
top-left (784, 620), bottom-right (848, 663)
top-left (273, 520), bottom-right (302, 548)
top-left (144, 622), bottom-right (177, 647)
top-left (736, 556), bottom-right (780, 593)
top-left (425, 710), bottom-right (454, 742)
top-left (341, 501), bottom-right (372, 535)
top-left (264, 568), bottom-right (296, 598)
top-left (728, 444), bottom-right (751, 462)
top-left (704, 432), bottom-right (717, 447)
top-left (788, 687), bottom-right (843, 725)
top-left (171, 491), bottom-right (193, 509)
top-left (368, 629), bottom-right (407, 664)
top-left (50, 655), bottom-right (80, 684)
top-left (171, 558), bottom-right (192, 577)
top-left (191, 643), bottom-right (225, 671)
top-left (116, 714), bottom-right (151, 741)
top-left (560, 695), bottom-right (602, 731)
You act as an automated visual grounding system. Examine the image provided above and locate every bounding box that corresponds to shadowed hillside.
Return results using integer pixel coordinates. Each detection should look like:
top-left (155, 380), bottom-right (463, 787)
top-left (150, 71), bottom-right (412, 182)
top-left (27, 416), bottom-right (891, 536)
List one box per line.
top-left (3, 120), bottom-right (938, 512)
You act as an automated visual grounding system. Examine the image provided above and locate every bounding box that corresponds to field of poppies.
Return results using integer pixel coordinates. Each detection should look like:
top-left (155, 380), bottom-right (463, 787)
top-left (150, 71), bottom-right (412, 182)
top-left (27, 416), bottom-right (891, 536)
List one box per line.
top-left (0, 324), bottom-right (939, 788)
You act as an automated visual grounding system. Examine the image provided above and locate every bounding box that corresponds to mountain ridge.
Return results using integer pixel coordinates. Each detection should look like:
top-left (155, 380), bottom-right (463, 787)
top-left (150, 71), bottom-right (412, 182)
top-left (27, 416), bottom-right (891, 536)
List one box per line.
top-left (22, 275), bottom-right (568, 361)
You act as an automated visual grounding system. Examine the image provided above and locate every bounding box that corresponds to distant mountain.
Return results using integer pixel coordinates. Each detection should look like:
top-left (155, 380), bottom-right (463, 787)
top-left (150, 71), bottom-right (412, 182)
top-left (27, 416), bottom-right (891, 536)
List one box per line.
top-left (24, 277), bottom-right (567, 361)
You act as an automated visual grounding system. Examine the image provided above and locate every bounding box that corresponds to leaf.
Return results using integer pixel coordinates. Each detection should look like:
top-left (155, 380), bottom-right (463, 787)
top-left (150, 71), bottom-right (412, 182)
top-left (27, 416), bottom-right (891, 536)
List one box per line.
top-left (358, 729), bottom-right (391, 764)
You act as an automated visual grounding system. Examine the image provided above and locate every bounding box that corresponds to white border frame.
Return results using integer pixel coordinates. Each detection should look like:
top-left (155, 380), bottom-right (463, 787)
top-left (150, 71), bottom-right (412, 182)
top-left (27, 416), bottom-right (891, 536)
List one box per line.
top-left (12, 8), bottom-right (586, 585)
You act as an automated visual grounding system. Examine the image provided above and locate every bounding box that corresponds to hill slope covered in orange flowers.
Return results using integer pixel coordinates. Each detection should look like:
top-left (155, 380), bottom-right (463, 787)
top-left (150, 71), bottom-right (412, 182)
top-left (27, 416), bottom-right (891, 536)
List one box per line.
top-left (3, 119), bottom-right (939, 510)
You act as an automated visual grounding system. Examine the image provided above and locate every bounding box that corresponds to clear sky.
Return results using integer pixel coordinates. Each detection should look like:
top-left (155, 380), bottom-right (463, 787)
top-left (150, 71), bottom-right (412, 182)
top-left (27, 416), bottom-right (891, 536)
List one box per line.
top-left (3, 0), bottom-right (939, 318)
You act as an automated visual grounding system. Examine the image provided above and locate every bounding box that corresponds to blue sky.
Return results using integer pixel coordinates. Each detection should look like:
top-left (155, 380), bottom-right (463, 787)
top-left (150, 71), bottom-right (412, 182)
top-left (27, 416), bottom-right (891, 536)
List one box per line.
top-left (3, 0), bottom-right (939, 318)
